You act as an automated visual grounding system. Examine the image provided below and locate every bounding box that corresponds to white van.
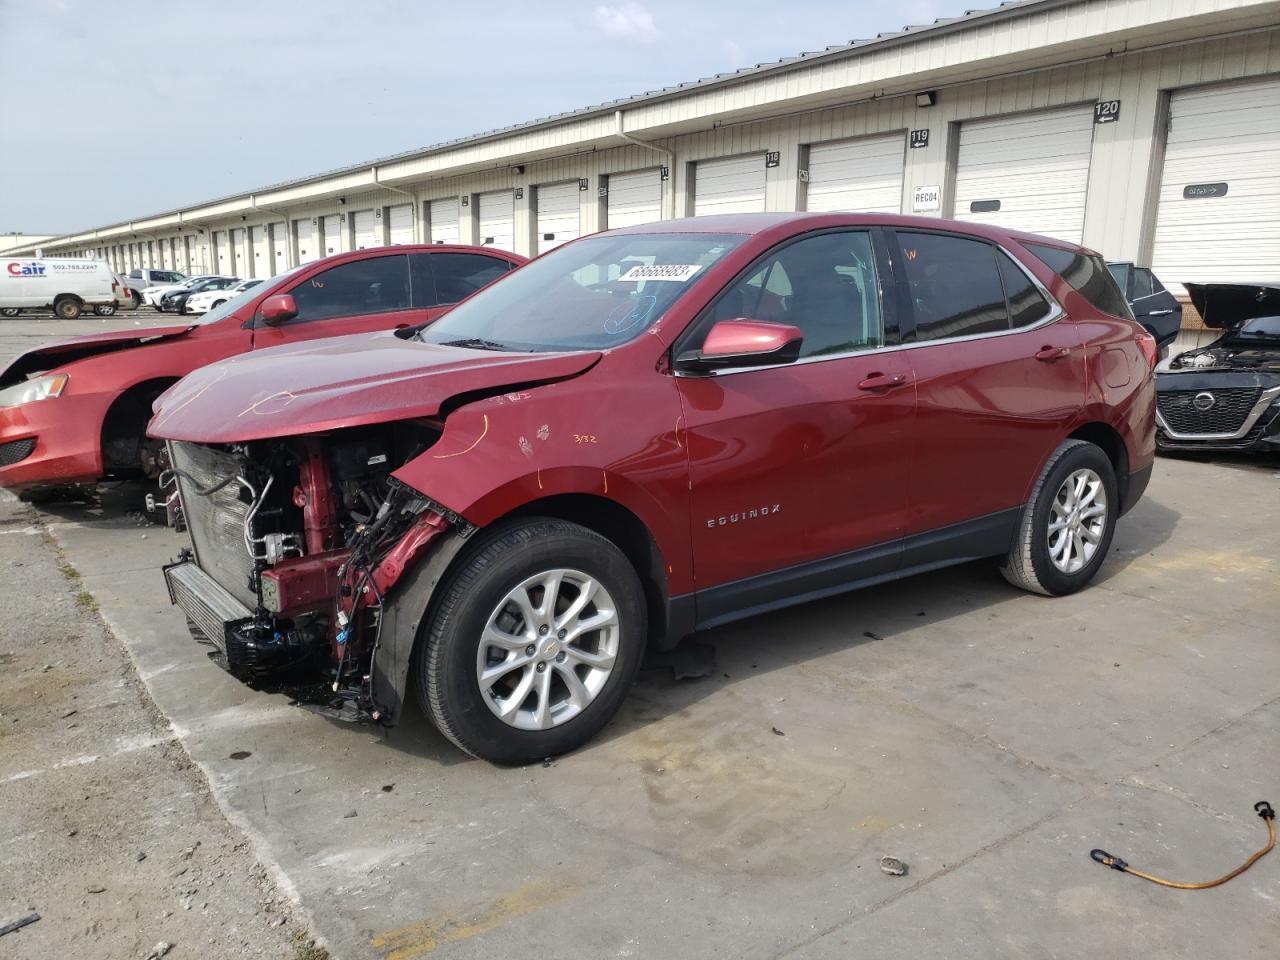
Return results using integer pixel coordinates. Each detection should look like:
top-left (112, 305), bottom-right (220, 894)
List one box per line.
top-left (1, 258), bottom-right (128, 319)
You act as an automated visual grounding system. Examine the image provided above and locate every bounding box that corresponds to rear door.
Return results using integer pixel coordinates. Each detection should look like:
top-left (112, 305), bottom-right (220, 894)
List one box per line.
top-left (251, 252), bottom-right (424, 351)
top-left (677, 229), bottom-right (915, 618)
top-left (1128, 268), bottom-right (1181, 350)
top-left (888, 229), bottom-right (1083, 542)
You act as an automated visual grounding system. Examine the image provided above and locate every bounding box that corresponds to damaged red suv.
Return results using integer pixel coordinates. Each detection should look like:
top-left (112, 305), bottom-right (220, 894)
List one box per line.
top-left (0, 245), bottom-right (525, 497)
top-left (150, 213), bottom-right (1156, 764)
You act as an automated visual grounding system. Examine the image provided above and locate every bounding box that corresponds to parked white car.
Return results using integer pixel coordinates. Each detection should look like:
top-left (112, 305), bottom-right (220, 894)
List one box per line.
top-left (124, 268), bottom-right (185, 307)
top-left (141, 274), bottom-right (218, 308)
top-left (1, 258), bottom-right (129, 319)
top-left (184, 277), bottom-right (262, 314)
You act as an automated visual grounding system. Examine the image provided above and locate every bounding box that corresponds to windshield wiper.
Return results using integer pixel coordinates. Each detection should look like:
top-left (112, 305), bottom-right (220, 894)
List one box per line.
top-left (437, 337), bottom-right (511, 351)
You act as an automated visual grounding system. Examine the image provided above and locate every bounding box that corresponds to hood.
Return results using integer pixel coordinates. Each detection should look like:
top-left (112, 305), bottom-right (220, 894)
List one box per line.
top-left (1185, 282), bottom-right (1280, 328)
top-left (148, 330), bottom-right (601, 443)
top-left (0, 324), bottom-right (193, 387)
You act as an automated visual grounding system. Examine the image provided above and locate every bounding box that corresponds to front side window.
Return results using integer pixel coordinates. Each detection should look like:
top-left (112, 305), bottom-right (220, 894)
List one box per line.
top-left (154, 270), bottom-right (184, 284)
top-left (705, 230), bottom-right (882, 358)
top-left (1025, 242), bottom-right (1133, 319)
top-left (418, 233), bottom-right (743, 352)
top-left (287, 254), bottom-right (411, 323)
top-left (896, 232), bottom-right (1008, 341)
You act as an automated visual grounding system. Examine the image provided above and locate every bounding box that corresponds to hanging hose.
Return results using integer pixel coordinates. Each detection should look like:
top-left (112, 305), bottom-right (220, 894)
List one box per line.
top-left (1090, 801), bottom-right (1274, 890)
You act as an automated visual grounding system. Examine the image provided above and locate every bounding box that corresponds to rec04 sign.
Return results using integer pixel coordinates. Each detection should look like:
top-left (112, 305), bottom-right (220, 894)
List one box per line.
top-left (912, 185), bottom-right (941, 213)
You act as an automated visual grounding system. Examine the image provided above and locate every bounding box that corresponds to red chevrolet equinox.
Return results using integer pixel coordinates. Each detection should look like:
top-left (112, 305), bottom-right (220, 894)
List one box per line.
top-left (150, 213), bottom-right (1156, 764)
top-left (0, 245), bottom-right (525, 497)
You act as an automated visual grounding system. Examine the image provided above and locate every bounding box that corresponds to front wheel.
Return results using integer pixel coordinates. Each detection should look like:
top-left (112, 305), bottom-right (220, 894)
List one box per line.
top-left (0, 307), bottom-right (20, 318)
top-left (95, 303), bottom-right (117, 317)
top-left (415, 518), bottom-right (647, 764)
top-left (1001, 439), bottom-right (1117, 596)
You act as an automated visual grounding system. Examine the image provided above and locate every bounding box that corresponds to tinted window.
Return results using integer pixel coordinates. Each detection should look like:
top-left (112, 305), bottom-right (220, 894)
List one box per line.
top-left (707, 231), bottom-right (882, 358)
top-left (1131, 268), bottom-right (1154, 300)
top-left (1025, 243), bottom-right (1132, 319)
top-left (424, 253), bottom-right (512, 305)
top-left (288, 255), bottom-right (411, 322)
top-left (1107, 262), bottom-right (1131, 295)
top-left (896, 232), bottom-right (1007, 341)
top-left (128, 269), bottom-right (142, 279)
top-left (997, 252), bottom-right (1051, 328)
top-left (154, 270), bottom-right (183, 283)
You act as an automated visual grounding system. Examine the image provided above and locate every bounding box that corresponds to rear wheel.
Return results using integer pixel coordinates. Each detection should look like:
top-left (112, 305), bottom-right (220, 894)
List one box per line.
top-left (416, 518), bottom-right (646, 764)
top-left (94, 303), bottom-right (117, 317)
top-left (131, 291), bottom-right (143, 309)
top-left (0, 308), bottom-right (20, 318)
top-left (53, 296), bottom-right (82, 320)
top-left (1001, 439), bottom-right (1117, 596)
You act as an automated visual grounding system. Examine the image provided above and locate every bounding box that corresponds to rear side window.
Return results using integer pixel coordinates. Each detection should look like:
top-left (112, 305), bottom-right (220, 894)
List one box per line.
top-left (1131, 268), bottom-right (1154, 299)
top-left (896, 232), bottom-right (1008, 341)
top-left (996, 252), bottom-right (1052, 328)
top-left (1026, 243), bottom-right (1132, 319)
top-left (287, 254), bottom-right (411, 322)
top-left (422, 253), bottom-right (513, 305)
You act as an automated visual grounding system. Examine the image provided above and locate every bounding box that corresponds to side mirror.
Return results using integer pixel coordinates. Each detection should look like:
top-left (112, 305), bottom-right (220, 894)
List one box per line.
top-left (675, 319), bottom-right (804, 373)
top-left (259, 293), bottom-right (297, 326)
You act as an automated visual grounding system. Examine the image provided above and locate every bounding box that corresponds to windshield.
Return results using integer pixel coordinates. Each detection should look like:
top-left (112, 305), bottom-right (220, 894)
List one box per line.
top-left (418, 233), bottom-right (744, 352)
top-left (190, 266), bottom-right (303, 326)
top-left (1233, 315), bottom-right (1280, 339)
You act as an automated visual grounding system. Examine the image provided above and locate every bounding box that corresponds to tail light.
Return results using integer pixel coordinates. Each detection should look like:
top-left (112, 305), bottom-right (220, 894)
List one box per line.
top-left (1136, 330), bottom-right (1158, 369)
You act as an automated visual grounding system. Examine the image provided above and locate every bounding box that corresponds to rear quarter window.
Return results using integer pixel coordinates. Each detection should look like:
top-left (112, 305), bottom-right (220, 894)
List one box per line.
top-left (1026, 243), bottom-right (1132, 319)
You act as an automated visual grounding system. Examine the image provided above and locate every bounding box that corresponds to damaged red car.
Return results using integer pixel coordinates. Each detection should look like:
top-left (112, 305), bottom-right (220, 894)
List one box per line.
top-left (150, 213), bottom-right (1156, 764)
top-left (0, 245), bottom-right (525, 497)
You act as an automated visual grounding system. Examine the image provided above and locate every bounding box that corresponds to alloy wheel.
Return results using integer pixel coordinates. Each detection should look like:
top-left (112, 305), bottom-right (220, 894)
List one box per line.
top-left (476, 568), bottom-right (620, 731)
top-left (1047, 467), bottom-right (1107, 574)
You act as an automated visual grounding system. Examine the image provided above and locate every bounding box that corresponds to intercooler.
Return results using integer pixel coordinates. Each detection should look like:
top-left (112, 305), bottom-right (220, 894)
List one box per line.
top-left (169, 441), bottom-right (258, 608)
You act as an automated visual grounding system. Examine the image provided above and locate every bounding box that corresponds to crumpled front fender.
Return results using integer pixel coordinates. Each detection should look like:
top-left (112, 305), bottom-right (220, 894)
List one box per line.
top-left (370, 527), bottom-right (472, 726)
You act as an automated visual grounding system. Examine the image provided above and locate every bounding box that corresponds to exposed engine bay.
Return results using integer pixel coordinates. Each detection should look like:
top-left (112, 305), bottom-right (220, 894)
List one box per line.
top-left (162, 420), bottom-right (466, 722)
top-left (1165, 344), bottom-right (1280, 372)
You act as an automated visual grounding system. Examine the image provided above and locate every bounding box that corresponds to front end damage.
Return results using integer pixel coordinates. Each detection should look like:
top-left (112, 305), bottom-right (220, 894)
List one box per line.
top-left (162, 422), bottom-right (469, 725)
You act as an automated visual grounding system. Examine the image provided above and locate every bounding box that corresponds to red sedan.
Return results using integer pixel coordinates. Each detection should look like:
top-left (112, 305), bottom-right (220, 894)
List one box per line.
top-left (0, 245), bottom-right (525, 495)
top-left (151, 213), bottom-right (1156, 763)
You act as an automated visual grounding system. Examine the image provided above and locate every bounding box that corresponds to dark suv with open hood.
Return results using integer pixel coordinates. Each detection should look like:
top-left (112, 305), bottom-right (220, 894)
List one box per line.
top-left (1155, 282), bottom-right (1280, 453)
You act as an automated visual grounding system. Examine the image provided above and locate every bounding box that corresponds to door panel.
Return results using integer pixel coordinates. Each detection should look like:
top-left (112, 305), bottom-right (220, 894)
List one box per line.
top-left (890, 230), bottom-right (1085, 534)
top-left (678, 229), bottom-right (914, 594)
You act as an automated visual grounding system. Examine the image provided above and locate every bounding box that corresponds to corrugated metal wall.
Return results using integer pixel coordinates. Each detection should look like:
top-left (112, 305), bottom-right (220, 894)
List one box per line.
top-left (38, 20), bottom-right (1280, 287)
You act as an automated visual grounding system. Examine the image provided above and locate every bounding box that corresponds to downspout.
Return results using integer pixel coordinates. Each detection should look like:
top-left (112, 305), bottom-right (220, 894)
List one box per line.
top-left (614, 109), bottom-right (675, 220)
top-left (373, 166), bottom-right (421, 244)
top-left (251, 195), bottom-right (296, 270)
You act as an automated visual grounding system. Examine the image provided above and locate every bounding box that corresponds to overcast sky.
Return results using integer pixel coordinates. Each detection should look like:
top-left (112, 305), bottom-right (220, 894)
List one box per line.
top-left (0, 0), bottom-right (960, 235)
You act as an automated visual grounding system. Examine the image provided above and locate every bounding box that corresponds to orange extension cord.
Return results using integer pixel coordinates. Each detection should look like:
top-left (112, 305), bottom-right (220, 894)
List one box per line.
top-left (1090, 801), bottom-right (1275, 890)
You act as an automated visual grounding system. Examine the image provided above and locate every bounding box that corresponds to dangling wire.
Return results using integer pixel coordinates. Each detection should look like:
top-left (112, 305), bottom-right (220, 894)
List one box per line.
top-left (1090, 801), bottom-right (1274, 890)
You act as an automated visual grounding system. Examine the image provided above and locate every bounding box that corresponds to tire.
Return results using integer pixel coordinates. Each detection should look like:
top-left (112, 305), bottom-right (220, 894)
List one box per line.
top-left (0, 308), bottom-right (20, 318)
top-left (53, 297), bottom-right (82, 320)
top-left (415, 518), bottom-right (647, 764)
top-left (1001, 439), bottom-right (1118, 597)
top-left (131, 292), bottom-right (143, 309)
top-left (94, 303), bottom-right (117, 317)
top-left (178, 301), bottom-right (188, 315)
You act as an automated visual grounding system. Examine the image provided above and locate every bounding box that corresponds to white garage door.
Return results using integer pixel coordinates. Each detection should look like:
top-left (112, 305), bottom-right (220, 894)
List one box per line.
top-left (213, 231), bottom-right (231, 274)
top-left (478, 191), bottom-right (515, 251)
top-left (954, 105), bottom-right (1095, 243)
top-left (387, 204), bottom-right (414, 245)
top-left (353, 210), bottom-right (376, 250)
top-left (322, 214), bottom-right (342, 256)
top-left (231, 227), bottom-right (249, 277)
top-left (271, 223), bottom-right (288, 274)
top-left (295, 219), bottom-right (317, 263)
top-left (694, 154), bottom-right (766, 216)
top-left (606, 168), bottom-right (662, 228)
top-left (252, 226), bottom-right (271, 278)
top-left (806, 133), bottom-right (905, 214)
top-left (536, 182), bottom-right (581, 254)
top-left (1151, 77), bottom-right (1280, 284)
top-left (429, 198), bottom-right (459, 244)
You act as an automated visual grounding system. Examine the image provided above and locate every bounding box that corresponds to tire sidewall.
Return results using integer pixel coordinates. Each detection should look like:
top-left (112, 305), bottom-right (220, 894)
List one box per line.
top-left (422, 521), bottom-right (647, 764)
top-left (1026, 444), bottom-right (1118, 595)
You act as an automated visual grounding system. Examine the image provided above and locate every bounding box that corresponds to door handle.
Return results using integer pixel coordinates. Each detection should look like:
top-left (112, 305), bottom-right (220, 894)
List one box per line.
top-left (857, 372), bottom-right (909, 391)
top-left (1147, 309), bottom-right (1174, 316)
top-left (1034, 346), bottom-right (1070, 362)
